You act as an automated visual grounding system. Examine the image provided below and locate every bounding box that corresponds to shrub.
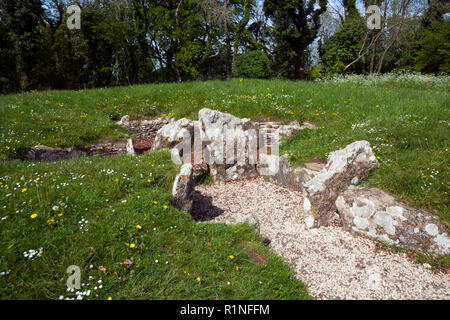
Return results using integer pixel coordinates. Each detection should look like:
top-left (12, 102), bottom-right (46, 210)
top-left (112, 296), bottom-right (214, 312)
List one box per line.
top-left (234, 50), bottom-right (272, 79)
top-left (310, 64), bottom-right (327, 80)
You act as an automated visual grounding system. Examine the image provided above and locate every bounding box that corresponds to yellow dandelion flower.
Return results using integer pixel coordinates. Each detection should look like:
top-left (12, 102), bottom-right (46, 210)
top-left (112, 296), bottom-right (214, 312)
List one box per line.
top-left (57, 213), bottom-right (63, 217)
top-left (107, 297), bottom-right (112, 300)
top-left (136, 225), bottom-right (142, 230)
top-left (30, 214), bottom-right (38, 219)
top-left (153, 201), bottom-right (158, 205)
top-left (196, 277), bottom-right (201, 282)
top-left (129, 243), bottom-right (136, 248)
top-left (48, 218), bottom-right (55, 222)
top-left (229, 255), bottom-right (234, 260)
top-left (163, 205), bottom-right (168, 209)
top-left (21, 188), bottom-right (27, 193)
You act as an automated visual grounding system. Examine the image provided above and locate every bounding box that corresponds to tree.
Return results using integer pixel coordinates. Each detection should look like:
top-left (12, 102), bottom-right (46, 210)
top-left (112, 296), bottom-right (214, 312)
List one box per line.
top-left (415, 19), bottom-right (450, 73)
top-left (247, 1), bottom-right (272, 53)
top-left (0, 18), bottom-right (18, 93)
top-left (338, 0), bottom-right (415, 74)
top-left (263, 0), bottom-right (328, 79)
top-left (0, 0), bottom-right (44, 90)
top-left (322, 15), bottom-right (367, 74)
top-left (421, 0), bottom-right (449, 29)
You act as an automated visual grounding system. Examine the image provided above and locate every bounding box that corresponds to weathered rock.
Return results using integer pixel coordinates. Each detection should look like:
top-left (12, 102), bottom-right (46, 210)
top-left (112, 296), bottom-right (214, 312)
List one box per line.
top-left (25, 145), bottom-right (84, 161)
top-left (117, 115), bottom-right (130, 127)
top-left (335, 186), bottom-right (450, 255)
top-left (25, 139), bottom-right (135, 161)
top-left (303, 141), bottom-right (380, 228)
top-left (86, 139), bottom-right (134, 157)
top-left (199, 108), bottom-right (260, 183)
top-left (126, 117), bottom-right (169, 139)
top-left (172, 163), bottom-right (195, 212)
top-left (152, 118), bottom-right (195, 151)
top-left (233, 213), bottom-right (260, 229)
top-left (303, 159), bottom-right (326, 172)
top-left (268, 154), bottom-right (316, 191)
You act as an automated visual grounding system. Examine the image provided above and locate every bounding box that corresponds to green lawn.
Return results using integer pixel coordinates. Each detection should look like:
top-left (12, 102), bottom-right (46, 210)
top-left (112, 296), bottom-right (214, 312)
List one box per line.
top-left (0, 151), bottom-right (309, 299)
top-left (0, 75), bottom-right (449, 299)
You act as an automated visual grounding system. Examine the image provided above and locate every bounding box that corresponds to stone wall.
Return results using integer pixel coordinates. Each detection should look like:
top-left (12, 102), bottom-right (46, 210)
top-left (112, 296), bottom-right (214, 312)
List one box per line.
top-left (336, 186), bottom-right (449, 255)
top-left (155, 109), bottom-right (449, 255)
top-left (25, 139), bottom-right (134, 161)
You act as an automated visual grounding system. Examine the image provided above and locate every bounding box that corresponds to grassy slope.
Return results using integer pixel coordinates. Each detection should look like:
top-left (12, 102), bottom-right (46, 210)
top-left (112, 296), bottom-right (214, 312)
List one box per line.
top-left (1, 77), bottom-right (448, 223)
top-left (0, 76), bottom-right (449, 298)
top-left (0, 151), bottom-right (309, 299)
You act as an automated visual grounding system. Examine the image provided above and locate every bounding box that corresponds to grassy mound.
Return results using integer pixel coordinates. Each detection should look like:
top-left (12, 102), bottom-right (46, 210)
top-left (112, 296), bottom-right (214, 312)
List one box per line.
top-left (0, 151), bottom-right (309, 299)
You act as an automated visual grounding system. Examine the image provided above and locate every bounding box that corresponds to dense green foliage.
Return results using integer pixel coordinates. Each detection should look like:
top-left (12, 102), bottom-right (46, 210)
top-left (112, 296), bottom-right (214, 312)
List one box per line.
top-left (263, 0), bottom-right (327, 79)
top-left (318, 0), bottom-right (449, 75)
top-left (415, 20), bottom-right (450, 73)
top-left (322, 16), bottom-right (366, 74)
top-left (233, 50), bottom-right (272, 78)
top-left (0, 0), bottom-right (449, 94)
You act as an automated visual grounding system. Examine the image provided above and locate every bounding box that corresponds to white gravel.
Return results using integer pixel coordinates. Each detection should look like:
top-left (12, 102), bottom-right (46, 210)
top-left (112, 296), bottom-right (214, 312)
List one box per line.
top-left (194, 177), bottom-right (450, 300)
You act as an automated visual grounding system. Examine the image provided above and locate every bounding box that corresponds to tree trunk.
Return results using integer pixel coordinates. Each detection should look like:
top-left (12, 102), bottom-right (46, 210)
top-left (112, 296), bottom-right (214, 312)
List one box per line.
top-left (224, 0), bottom-right (232, 80)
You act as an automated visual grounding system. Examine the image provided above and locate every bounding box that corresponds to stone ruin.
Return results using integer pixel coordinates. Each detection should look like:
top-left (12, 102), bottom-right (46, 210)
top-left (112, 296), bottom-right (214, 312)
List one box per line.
top-left (25, 115), bottom-right (169, 161)
top-left (24, 108), bottom-right (450, 255)
top-left (156, 108), bottom-right (449, 256)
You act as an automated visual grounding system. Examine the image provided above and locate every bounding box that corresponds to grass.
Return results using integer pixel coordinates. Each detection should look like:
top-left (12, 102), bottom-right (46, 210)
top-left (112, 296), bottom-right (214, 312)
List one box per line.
top-left (0, 74), bottom-right (449, 298)
top-left (1, 76), bottom-right (448, 224)
top-left (0, 151), bottom-right (310, 299)
top-left (376, 240), bottom-right (450, 273)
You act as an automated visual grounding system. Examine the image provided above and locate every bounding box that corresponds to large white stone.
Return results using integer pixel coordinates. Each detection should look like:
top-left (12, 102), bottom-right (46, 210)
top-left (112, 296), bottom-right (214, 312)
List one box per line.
top-left (425, 224), bottom-right (439, 236)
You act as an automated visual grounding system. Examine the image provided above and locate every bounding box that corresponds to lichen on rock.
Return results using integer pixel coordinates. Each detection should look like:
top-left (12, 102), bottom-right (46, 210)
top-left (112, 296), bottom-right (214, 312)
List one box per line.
top-left (335, 186), bottom-right (450, 255)
top-left (303, 140), bottom-right (380, 228)
top-left (172, 163), bottom-right (195, 212)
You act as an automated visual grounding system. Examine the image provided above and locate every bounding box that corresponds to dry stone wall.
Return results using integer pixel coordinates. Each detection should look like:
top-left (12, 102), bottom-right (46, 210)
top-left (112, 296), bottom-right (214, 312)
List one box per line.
top-left (157, 109), bottom-right (449, 255)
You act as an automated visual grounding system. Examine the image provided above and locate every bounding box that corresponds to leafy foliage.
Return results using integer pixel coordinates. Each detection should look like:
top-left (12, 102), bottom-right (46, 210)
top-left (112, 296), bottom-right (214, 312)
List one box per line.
top-left (233, 50), bottom-right (272, 79)
top-left (263, 0), bottom-right (328, 79)
top-left (322, 16), bottom-right (366, 74)
top-left (415, 20), bottom-right (450, 73)
top-left (0, 0), bottom-right (449, 93)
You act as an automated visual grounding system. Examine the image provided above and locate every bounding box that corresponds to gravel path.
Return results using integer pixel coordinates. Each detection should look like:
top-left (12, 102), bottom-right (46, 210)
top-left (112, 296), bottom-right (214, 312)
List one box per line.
top-left (193, 177), bottom-right (449, 300)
